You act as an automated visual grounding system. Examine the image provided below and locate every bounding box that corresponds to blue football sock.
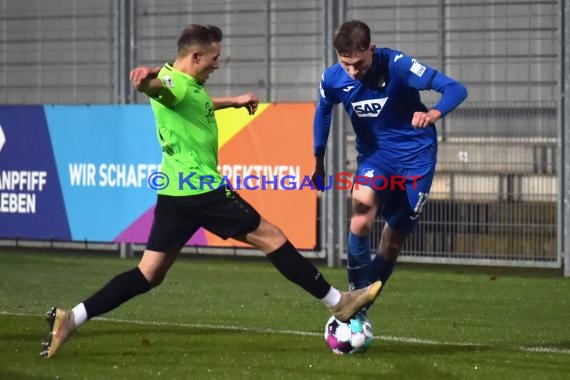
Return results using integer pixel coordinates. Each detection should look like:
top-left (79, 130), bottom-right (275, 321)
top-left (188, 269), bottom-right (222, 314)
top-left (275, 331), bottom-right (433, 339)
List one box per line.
top-left (347, 232), bottom-right (371, 290)
top-left (369, 254), bottom-right (396, 284)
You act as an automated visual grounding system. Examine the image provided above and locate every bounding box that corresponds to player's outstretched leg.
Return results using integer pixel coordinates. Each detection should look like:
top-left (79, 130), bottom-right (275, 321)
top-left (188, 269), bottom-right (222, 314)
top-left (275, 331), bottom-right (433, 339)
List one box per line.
top-left (329, 280), bottom-right (382, 322)
top-left (40, 307), bottom-right (76, 359)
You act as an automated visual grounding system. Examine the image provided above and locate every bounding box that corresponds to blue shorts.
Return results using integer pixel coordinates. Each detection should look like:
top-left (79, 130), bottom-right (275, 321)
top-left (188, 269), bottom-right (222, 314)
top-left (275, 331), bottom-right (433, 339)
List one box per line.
top-left (353, 155), bottom-right (435, 232)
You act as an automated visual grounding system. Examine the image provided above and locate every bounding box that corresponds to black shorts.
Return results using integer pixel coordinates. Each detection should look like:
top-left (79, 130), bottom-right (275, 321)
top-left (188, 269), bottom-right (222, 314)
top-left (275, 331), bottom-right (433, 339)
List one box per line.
top-left (146, 187), bottom-right (261, 252)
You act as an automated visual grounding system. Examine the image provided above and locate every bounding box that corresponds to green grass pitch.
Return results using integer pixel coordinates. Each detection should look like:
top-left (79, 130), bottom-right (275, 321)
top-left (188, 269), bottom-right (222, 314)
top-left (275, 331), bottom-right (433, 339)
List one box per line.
top-left (0, 250), bottom-right (568, 379)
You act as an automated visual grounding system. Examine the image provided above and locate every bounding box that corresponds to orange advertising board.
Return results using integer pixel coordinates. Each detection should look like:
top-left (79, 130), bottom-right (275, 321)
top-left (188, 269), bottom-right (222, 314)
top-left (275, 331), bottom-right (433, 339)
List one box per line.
top-left (204, 102), bottom-right (317, 249)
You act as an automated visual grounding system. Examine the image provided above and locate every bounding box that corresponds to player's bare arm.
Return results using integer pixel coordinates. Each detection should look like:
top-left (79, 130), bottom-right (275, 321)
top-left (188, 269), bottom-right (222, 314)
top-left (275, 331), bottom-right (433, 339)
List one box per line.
top-left (129, 66), bottom-right (162, 97)
top-left (212, 93), bottom-right (259, 115)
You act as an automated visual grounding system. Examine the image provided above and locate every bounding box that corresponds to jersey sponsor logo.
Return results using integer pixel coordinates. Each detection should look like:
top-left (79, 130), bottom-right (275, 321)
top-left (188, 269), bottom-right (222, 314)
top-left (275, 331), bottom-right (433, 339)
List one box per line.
top-left (342, 85), bottom-right (355, 92)
top-left (0, 124), bottom-right (5, 154)
top-left (394, 53), bottom-right (403, 62)
top-left (205, 102), bottom-right (215, 120)
top-left (163, 75), bottom-right (174, 88)
top-left (410, 58), bottom-right (426, 77)
top-left (363, 169), bottom-right (374, 178)
top-left (351, 98), bottom-right (388, 117)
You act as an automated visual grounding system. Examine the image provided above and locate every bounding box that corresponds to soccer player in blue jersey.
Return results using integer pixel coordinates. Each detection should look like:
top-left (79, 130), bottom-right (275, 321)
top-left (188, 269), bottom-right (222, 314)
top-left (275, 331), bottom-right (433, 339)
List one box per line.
top-left (311, 20), bottom-right (468, 301)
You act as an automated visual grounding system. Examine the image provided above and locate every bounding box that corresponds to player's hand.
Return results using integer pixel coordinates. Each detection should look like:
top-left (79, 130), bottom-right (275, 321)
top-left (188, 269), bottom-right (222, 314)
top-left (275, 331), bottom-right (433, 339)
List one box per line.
top-left (411, 109), bottom-right (441, 128)
top-left (129, 66), bottom-right (161, 92)
top-left (311, 161), bottom-right (326, 191)
top-left (234, 93), bottom-right (259, 115)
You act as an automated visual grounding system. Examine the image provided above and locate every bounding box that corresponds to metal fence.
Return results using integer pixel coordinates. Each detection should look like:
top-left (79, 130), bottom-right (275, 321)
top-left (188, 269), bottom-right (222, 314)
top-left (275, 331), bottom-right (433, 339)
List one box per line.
top-left (0, 0), bottom-right (567, 272)
top-left (340, 0), bottom-right (561, 268)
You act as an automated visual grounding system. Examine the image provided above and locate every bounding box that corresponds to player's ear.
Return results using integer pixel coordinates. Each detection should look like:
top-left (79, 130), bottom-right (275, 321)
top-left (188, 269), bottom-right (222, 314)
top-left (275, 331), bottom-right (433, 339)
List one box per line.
top-left (369, 44), bottom-right (376, 52)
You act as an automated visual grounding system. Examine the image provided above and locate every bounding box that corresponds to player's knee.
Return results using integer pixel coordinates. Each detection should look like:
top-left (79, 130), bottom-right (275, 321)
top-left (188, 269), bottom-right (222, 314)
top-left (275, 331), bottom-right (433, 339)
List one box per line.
top-left (248, 219), bottom-right (287, 252)
top-left (352, 201), bottom-right (372, 215)
top-left (257, 219), bottom-right (285, 240)
top-left (350, 214), bottom-right (373, 235)
top-left (267, 224), bottom-right (287, 248)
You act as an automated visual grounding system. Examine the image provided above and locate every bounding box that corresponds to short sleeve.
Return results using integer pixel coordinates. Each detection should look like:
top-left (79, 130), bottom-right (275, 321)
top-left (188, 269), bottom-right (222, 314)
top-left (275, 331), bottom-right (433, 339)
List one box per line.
top-left (153, 68), bottom-right (187, 107)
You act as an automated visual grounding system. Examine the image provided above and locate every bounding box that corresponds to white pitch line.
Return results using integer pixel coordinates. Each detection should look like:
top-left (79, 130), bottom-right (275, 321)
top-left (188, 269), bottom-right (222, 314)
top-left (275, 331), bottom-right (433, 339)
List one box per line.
top-left (1, 310), bottom-right (568, 355)
top-left (519, 346), bottom-right (570, 355)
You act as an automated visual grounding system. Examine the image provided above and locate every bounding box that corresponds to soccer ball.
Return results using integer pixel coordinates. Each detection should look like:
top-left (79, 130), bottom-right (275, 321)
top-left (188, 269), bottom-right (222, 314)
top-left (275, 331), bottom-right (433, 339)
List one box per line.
top-left (324, 312), bottom-right (373, 354)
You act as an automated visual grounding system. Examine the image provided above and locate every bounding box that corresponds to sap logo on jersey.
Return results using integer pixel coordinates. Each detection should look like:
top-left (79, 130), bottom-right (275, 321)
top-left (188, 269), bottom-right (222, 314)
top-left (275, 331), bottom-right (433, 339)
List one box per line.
top-left (351, 98), bottom-right (388, 117)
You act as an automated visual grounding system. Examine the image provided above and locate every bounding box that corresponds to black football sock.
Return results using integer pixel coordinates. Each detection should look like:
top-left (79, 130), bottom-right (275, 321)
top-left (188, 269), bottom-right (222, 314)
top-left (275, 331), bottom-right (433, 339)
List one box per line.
top-left (267, 240), bottom-right (331, 299)
top-left (83, 267), bottom-right (151, 319)
top-left (369, 254), bottom-right (396, 284)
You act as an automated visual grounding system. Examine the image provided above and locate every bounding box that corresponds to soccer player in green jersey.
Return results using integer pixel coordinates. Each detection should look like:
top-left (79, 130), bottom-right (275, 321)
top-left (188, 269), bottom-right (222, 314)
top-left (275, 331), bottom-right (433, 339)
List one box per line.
top-left (41, 24), bottom-right (382, 359)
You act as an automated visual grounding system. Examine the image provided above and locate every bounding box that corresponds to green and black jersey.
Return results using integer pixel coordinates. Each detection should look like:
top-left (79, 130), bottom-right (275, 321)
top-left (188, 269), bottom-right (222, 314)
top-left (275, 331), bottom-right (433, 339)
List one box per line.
top-left (150, 63), bottom-right (223, 196)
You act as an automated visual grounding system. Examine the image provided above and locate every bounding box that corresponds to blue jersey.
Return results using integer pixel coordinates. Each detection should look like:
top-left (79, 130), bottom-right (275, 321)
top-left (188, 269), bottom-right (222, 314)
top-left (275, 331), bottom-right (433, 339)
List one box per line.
top-left (314, 47), bottom-right (467, 165)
